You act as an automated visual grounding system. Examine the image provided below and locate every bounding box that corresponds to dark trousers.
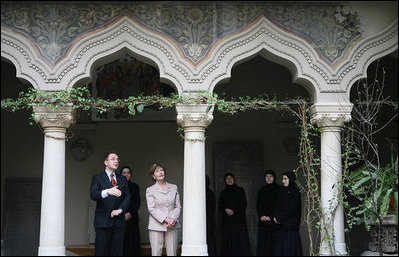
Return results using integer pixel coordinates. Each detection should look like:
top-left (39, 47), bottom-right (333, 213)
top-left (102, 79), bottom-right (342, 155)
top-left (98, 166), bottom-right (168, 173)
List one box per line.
top-left (95, 227), bottom-right (125, 256)
top-left (123, 221), bottom-right (141, 256)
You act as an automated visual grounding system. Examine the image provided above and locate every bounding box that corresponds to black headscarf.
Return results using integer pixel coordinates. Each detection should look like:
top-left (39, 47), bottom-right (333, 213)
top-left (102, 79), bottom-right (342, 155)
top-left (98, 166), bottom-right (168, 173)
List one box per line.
top-left (264, 169), bottom-right (276, 184)
top-left (224, 172), bottom-right (235, 183)
top-left (283, 171), bottom-right (297, 188)
top-left (224, 172), bottom-right (237, 190)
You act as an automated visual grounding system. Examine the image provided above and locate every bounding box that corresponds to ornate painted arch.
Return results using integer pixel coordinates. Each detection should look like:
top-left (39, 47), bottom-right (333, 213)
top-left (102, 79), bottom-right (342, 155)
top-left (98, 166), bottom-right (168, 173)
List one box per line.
top-left (2, 12), bottom-right (397, 103)
top-left (1, 16), bottom-right (190, 93)
top-left (201, 17), bottom-right (398, 103)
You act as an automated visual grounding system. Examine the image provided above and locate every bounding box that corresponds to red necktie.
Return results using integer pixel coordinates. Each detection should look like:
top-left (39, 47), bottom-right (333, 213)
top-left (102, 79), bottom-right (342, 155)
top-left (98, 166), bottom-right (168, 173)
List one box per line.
top-left (110, 172), bottom-right (117, 187)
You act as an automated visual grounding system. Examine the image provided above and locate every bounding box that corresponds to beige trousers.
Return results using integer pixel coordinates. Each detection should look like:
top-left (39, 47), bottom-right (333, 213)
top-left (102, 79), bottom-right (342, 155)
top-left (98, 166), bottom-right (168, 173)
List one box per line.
top-left (149, 229), bottom-right (179, 256)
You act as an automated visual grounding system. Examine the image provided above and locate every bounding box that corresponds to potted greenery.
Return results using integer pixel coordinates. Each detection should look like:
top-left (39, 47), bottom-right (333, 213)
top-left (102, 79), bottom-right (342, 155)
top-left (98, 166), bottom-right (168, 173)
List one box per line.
top-left (348, 147), bottom-right (398, 255)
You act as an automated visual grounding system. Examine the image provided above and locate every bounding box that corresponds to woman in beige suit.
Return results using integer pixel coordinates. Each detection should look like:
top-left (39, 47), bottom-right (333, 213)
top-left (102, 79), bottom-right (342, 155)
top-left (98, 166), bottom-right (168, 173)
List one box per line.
top-left (146, 163), bottom-right (181, 256)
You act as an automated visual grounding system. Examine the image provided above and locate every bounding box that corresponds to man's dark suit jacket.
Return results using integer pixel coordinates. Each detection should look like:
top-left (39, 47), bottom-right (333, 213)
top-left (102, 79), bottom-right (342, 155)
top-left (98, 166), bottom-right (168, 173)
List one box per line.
top-left (90, 171), bottom-right (131, 228)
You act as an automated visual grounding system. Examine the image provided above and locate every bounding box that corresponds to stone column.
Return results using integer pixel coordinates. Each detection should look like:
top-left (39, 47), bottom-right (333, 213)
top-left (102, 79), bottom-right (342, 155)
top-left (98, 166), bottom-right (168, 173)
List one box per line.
top-left (310, 104), bottom-right (352, 256)
top-left (176, 103), bottom-right (214, 256)
top-left (33, 104), bottom-right (75, 256)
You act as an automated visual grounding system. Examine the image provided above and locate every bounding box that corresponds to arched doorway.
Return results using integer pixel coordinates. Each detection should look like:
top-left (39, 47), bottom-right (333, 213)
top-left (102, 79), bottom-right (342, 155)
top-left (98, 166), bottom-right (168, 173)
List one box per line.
top-left (1, 59), bottom-right (44, 256)
top-left (209, 54), bottom-right (310, 255)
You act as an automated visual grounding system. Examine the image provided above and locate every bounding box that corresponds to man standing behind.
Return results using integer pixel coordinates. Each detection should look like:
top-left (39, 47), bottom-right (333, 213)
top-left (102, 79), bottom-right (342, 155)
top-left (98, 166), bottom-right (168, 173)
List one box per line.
top-left (90, 151), bottom-right (131, 256)
top-left (120, 166), bottom-right (141, 256)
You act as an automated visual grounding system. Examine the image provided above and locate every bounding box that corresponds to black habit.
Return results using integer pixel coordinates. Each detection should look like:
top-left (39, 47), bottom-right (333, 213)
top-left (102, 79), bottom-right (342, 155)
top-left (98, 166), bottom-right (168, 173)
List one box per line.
top-left (206, 175), bottom-right (216, 256)
top-left (274, 171), bottom-right (303, 256)
top-left (256, 171), bottom-right (282, 256)
top-left (123, 181), bottom-right (141, 256)
top-left (219, 173), bottom-right (251, 256)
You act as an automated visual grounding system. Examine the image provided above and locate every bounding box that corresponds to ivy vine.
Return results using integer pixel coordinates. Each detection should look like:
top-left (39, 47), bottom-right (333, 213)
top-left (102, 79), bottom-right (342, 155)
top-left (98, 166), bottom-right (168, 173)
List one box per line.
top-left (1, 79), bottom-right (397, 255)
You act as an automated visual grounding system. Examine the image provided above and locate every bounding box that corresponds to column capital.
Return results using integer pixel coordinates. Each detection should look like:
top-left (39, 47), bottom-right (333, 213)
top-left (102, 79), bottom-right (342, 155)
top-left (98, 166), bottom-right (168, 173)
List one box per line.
top-left (33, 104), bottom-right (76, 132)
top-left (310, 103), bottom-right (353, 129)
top-left (176, 103), bottom-right (214, 129)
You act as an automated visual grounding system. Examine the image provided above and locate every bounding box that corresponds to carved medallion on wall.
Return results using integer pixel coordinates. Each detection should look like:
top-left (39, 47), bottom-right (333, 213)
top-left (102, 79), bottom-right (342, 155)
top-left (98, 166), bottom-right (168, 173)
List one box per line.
top-left (70, 138), bottom-right (93, 161)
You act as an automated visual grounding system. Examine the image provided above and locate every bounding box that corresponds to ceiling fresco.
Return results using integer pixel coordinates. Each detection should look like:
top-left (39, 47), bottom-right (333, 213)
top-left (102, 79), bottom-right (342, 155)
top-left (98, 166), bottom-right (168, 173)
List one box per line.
top-left (1, 1), bottom-right (362, 66)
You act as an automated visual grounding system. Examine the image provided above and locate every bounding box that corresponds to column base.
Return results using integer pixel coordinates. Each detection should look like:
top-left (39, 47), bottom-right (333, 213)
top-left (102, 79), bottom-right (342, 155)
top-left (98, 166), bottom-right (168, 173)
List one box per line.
top-left (38, 246), bottom-right (65, 256)
top-left (335, 243), bottom-right (347, 256)
top-left (181, 244), bottom-right (208, 256)
top-left (319, 243), bottom-right (347, 256)
top-left (361, 250), bottom-right (399, 256)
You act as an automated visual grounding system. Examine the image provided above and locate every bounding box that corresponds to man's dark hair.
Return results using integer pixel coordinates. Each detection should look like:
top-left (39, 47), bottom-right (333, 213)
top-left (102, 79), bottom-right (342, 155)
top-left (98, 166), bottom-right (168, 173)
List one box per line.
top-left (104, 151), bottom-right (118, 161)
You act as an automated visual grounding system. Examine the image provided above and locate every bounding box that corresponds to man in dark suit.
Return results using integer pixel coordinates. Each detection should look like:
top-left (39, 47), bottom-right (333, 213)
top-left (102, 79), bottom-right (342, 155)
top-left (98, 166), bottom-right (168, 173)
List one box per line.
top-left (90, 151), bottom-right (131, 256)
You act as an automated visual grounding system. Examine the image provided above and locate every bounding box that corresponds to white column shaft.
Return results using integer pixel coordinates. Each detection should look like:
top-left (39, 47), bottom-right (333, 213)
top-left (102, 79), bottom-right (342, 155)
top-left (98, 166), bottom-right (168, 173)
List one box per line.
top-left (38, 130), bottom-right (66, 256)
top-left (334, 199), bottom-right (347, 255)
top-left (310, 104), bottom-right (352, 256)
top-left (34, 105), bottom-right (75, 256)
top-left (319, 127), bottom-right (347, 256)
top-left (176, 103), bottom-right (214, 256)
top-left (182, 129), bottom-right (208, 256)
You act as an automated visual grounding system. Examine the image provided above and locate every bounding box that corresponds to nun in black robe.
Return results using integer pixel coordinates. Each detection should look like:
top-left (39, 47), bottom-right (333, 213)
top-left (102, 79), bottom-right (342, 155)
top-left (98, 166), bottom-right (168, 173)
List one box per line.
top-left (274, 171), bottom-right (303, 256)
top-left (256, 169), bottom-right (283, 256)
top-left (121, 167), bottom-right (141, 256)
top-left (219, 173), bottom-right (252, 256)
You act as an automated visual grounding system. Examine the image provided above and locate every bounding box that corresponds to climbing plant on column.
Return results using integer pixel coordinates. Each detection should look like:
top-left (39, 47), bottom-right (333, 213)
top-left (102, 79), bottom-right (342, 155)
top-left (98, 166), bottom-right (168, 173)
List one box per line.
top-left (1, 63), bottom-right (398, 255)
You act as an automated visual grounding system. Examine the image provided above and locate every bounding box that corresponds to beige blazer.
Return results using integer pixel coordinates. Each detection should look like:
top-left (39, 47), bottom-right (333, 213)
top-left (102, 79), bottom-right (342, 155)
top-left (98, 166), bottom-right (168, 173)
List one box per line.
top-left (146, 182), bottom-right (181, 231)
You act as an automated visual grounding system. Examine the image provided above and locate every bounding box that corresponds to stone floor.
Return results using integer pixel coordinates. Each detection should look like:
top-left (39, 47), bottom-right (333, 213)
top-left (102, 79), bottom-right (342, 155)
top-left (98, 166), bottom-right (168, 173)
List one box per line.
top-left (66, 244), bottom-right (182, 256)
top-left (361, 250), bottom-right (399, 256)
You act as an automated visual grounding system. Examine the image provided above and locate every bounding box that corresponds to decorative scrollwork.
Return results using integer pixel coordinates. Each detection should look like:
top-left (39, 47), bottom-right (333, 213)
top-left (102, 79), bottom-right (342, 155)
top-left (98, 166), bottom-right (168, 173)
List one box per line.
top-left (1, 2), bottom-right (362, 66)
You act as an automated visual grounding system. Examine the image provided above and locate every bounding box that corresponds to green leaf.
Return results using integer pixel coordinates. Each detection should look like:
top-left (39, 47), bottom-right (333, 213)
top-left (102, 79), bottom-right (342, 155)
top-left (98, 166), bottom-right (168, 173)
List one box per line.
top-left (128, 104), bottom-right (136, 115)
top-left (356, 209), bottom-right (365, 215)
top-left (379, 188), bottom-right (393, 218)
top-left (136, 104), bottom-right (145, 113)
top-left (352, 176), bottom-right (371, 192)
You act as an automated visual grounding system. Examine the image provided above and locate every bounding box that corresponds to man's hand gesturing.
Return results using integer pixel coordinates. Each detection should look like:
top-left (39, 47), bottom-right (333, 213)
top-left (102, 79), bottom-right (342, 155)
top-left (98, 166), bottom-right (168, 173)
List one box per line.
top-left (107, 186), bottom-right (121, 197)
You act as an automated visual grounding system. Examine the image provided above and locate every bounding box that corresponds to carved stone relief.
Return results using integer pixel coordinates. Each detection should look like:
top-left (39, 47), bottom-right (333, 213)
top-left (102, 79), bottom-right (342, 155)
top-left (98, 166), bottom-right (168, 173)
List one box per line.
top-left (70, 138), bottom-right (93, 161)
top-left (368, 225), bottom-right (398, 253)
top-left (367, 215), bottom-right (398, 254)
top-left (1, 2), bottom-right (363, 66)
top-left (3, 178), bottom-right (42, 256)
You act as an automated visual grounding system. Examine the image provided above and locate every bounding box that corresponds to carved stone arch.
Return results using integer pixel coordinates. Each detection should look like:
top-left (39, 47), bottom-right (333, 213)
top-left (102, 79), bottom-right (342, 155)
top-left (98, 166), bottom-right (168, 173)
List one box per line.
top-left (194, 16), bottom-right (397, 104)
top-left (61, 16), bottom-right (190, 94)
top-left (2, 13), bottom-right (397, 100)
top-left (1, 30), bottom-right (53, 89)
top-left (1, 16), bottom-right (194, 94)
top-left (195, 16), bottom-right (330, 101)
top-left (334, 20), bottom-right (398, 94)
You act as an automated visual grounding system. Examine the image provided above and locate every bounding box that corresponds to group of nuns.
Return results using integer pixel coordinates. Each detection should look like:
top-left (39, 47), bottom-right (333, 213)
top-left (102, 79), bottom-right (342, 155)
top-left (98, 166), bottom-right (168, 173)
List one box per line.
top-left (216, 170), bottom-right (303, 256)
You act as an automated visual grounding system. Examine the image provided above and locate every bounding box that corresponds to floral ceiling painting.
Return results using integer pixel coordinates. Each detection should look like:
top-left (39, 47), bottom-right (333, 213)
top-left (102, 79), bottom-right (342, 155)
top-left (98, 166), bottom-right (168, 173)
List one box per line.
top-left (1, 2), bottom-right (362, 66)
